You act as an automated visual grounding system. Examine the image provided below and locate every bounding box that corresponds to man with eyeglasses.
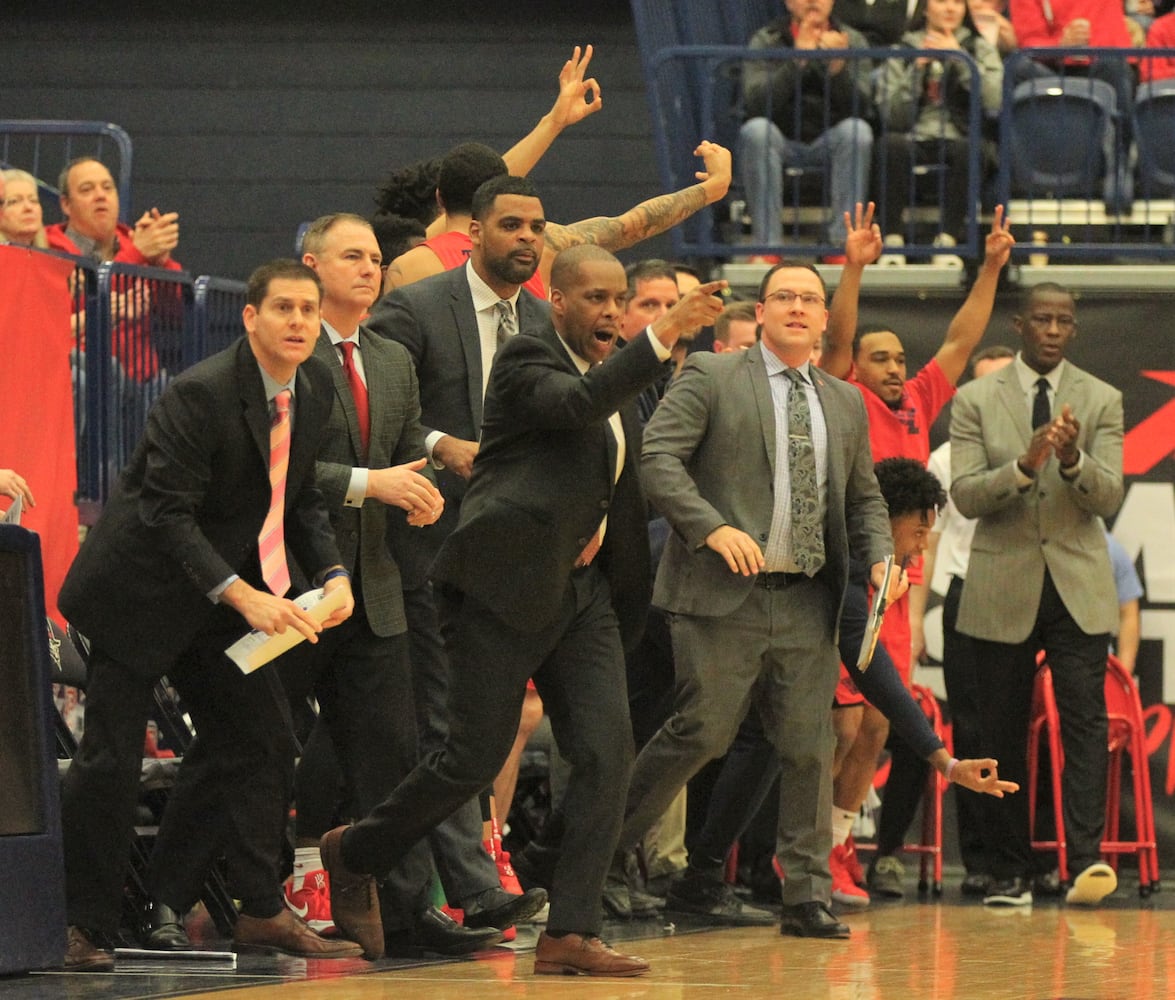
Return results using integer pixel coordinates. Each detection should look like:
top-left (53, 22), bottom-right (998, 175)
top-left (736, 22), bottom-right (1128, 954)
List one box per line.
top-left (949, 280), bottom-right (1124, 908)
top-left (610, 260), bottom-right (893, 940)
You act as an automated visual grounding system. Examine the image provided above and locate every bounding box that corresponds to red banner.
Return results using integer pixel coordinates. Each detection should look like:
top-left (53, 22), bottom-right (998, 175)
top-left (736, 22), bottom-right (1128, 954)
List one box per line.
top-left (0, 246), bottom-right (80, 623)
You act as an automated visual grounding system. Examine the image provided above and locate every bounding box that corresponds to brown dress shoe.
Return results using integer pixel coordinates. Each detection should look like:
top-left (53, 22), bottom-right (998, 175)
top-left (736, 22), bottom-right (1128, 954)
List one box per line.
top-left (233, 909), bottom-right (363, 958)
top-left (65, 926), bottom-right (114, 972)
top-left (534, 931), bottom-right (650, 977)
top-left (320, 825), bottom-right (384, 960)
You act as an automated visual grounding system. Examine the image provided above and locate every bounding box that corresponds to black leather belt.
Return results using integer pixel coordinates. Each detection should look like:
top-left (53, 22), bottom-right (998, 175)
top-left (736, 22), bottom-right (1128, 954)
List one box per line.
top-left (755, 571), bottom-right (809, 589)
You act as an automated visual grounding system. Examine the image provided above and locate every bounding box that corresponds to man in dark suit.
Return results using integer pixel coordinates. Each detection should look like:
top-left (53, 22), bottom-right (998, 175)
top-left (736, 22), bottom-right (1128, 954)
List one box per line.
top-left (59, 260), bottom-right (359, 970)
top-left (321, 244), bottom-right (726, 978)
top-left (365, 176), bottom-right (555, 928)
top-left (950, 281), bottom-right (1124, 908)
top-left (615, 260), bottom-right (894, 940)
top-left (278, 213), bottom-right (516, 958)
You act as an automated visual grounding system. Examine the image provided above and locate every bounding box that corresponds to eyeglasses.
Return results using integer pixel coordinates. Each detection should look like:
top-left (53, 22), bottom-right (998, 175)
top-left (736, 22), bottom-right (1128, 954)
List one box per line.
top-left (1027, 313), bottom-right (1076, 330)
top-left (763, 289), bottom-right (825, 308)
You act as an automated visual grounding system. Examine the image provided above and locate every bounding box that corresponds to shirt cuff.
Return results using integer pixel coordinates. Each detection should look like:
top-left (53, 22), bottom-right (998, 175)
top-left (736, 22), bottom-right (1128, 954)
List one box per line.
top-left (1059, 451), bottom-right (1084, 480)
top-left (425, 429), bottom-right (447, 468)
top-left (208, 574), bottom-right (239, 604)
top-left (644, 326), bottom-right (673, 362)
top-left (345, 467), bottom-right (368, 507)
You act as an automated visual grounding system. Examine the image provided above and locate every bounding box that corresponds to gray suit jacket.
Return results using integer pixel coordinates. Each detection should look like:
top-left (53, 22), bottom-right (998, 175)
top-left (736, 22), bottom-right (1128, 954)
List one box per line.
top-left (949, 359), bottom-right (1124, 642)
top-left (310, 329), bottom-right (433, 637)
top-left (366, 266), bottom-right (551, 566)
top-left (642, 347), bottom-right (891, 632)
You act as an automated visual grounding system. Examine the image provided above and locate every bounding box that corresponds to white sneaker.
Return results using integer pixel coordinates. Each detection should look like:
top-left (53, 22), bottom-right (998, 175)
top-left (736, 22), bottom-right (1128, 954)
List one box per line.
top-left (880, 233), bottom-right (906, 267)
top-left (1066, 862), bottom-right (1118, 906)
top-left (932, 233), bottom-right (963, 268)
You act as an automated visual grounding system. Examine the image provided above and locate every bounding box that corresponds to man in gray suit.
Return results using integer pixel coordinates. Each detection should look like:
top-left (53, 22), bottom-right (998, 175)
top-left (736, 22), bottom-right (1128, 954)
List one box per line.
top-left (615, 260), bottom-right (893, 940)
top-left (950, 281), bottom-right (1124, 908)
top-left (282, 214), bottom-right (517, 957)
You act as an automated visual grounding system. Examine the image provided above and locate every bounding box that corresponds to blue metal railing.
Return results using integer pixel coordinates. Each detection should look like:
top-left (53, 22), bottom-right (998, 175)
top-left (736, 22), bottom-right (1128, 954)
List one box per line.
top-left (0, 121), bottom-right (133, 224)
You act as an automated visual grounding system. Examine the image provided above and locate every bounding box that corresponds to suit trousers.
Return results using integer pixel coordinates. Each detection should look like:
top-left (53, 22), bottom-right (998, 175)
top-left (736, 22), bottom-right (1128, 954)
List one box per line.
top-left (941, 574), bottom-right (998, 876)
top-left (341, 566), bottom-right (635, 935)
top-left (278, 604), bottom-right (433, 930)
top-left (619, 575), bottom-right (840, 905)
top-left (969, 570), bottom-right (1109, 879)
top-left (403, 582), bottom-right (501, 906)
top-left (64, 633), bottom-right (298, 932)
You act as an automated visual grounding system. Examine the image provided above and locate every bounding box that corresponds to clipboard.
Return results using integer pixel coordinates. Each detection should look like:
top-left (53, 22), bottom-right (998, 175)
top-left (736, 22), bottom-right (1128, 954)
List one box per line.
top-left (856, 555), bottom-right (895, 671)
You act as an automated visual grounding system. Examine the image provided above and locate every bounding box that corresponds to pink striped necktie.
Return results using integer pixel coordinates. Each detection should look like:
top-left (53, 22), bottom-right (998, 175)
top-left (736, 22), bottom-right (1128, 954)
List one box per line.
top-left (258, 389), bottom-right (292, 596)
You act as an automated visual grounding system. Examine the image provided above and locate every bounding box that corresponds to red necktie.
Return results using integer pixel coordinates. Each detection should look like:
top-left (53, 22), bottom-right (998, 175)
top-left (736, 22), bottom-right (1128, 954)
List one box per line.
top-left (258, 390), bottom-right (292, 596)
top-left (340, 340), bottom-right (370, 457)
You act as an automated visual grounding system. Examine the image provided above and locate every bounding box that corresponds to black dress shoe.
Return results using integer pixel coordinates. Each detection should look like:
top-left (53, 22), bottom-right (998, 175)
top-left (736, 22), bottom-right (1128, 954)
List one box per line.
top-left (143, 901), bottom-right (191, 950)
top-left (384, 906), bottom-right (504, 957)
top-left (666, 871), bottom-right (776, 926)
top-left (779, 901), bottom-right (850, 939)
top-left (461, 886), bottom-right (549, 930)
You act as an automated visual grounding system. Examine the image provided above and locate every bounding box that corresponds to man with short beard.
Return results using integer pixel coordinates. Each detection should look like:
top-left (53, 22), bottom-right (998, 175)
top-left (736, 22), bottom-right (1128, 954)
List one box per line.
top-left (322, 244), bottom-right (725, 978)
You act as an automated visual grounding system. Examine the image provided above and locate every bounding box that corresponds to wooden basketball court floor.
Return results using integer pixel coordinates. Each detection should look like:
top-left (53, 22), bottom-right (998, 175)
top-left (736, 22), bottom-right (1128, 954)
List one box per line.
top-left (9, 874), bottom-right (1175, 1000)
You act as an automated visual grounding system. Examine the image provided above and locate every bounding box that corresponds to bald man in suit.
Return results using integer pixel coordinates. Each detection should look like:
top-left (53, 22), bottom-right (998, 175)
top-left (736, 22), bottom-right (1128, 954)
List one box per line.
top-left (950, 281), bottom-right (1124, 908)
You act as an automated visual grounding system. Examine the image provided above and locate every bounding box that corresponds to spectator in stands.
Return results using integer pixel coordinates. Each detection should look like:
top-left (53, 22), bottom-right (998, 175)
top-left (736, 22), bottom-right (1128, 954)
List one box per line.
top-left (968, 0), bottom-right (1018, 56)
top-left (58, 260), bottom-right (361, 971)
top-left (1, 169), bottom-right (49, 248)
top-left (740, 0), bottom-right (875, 262)
top-left (835, 0), bottom-right (920, 46)
top-left (1141, 11), bottom-right (1175, 82)
top-left (1007, 0), bottom-right (1137, 142)
top-left (713, 300), bottom-right (760, 352)
top-left (876, 0), bottom-right (1003, 257)
top-left (950, 280), bottom-right (1125, 908)
top-left (46, 156), bottom-right (183, 383)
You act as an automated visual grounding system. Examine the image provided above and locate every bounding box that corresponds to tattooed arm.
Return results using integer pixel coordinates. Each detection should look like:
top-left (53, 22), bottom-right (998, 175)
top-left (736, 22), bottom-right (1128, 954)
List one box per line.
top-left (542, 141), bottom-right (732, 255)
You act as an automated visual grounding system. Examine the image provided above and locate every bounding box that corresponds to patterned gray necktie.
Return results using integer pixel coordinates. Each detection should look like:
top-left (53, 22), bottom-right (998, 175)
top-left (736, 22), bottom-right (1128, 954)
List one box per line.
top-left (495, 300), bottom-right (516, 348)
top-left (784, 368), bottom-right (824, 575)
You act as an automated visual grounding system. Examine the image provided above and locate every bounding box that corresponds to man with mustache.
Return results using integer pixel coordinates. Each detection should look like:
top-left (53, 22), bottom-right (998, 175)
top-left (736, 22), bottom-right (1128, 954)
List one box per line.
top-left (322, 242), bottom-right (725, 977)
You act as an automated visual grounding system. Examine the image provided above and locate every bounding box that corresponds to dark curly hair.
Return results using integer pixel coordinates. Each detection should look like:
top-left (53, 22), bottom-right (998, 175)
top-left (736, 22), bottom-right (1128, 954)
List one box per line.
top-left (875, 457), bottom-right (946, 518)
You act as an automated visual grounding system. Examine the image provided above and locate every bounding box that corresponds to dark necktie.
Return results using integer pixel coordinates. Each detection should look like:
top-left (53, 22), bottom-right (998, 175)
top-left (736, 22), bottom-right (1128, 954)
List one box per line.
top-left (784, 368), bottom-right (824, 575)
top-left (495, 300), bottom-right (516, 348)
top-left (339, 340), bottom-right (370, 458)
top-left (1032, 377), bottom-right (1051, 430)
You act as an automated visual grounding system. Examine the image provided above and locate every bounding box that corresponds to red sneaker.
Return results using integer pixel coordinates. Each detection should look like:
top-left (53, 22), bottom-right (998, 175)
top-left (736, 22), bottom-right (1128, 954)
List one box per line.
top-left (842, 836), bottom-right (866, 888)
top-left (830, 845), bottom-right (870, 908)
top-left (283, 868), bottom-right (336, 935)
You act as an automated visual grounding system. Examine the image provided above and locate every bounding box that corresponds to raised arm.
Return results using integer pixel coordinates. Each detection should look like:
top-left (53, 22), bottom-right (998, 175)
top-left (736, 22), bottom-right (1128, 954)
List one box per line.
top-left (933, 206), bottom-right (1014, 386)
top-left (501, 45), bottom-right (603, 178)
top-left (821, 202), bottom-right (881, 379)
top-left (541, 141), bottom-right (732, 258)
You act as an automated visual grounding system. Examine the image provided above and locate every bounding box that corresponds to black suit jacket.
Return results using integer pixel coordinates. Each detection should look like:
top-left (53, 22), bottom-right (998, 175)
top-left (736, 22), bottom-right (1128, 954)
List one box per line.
top-left (430, 325), bottom-right (665, 650)
top-left (365, 265), bottom-right (551, 573)
top-left (60, 338), bottom-right (341, 674)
